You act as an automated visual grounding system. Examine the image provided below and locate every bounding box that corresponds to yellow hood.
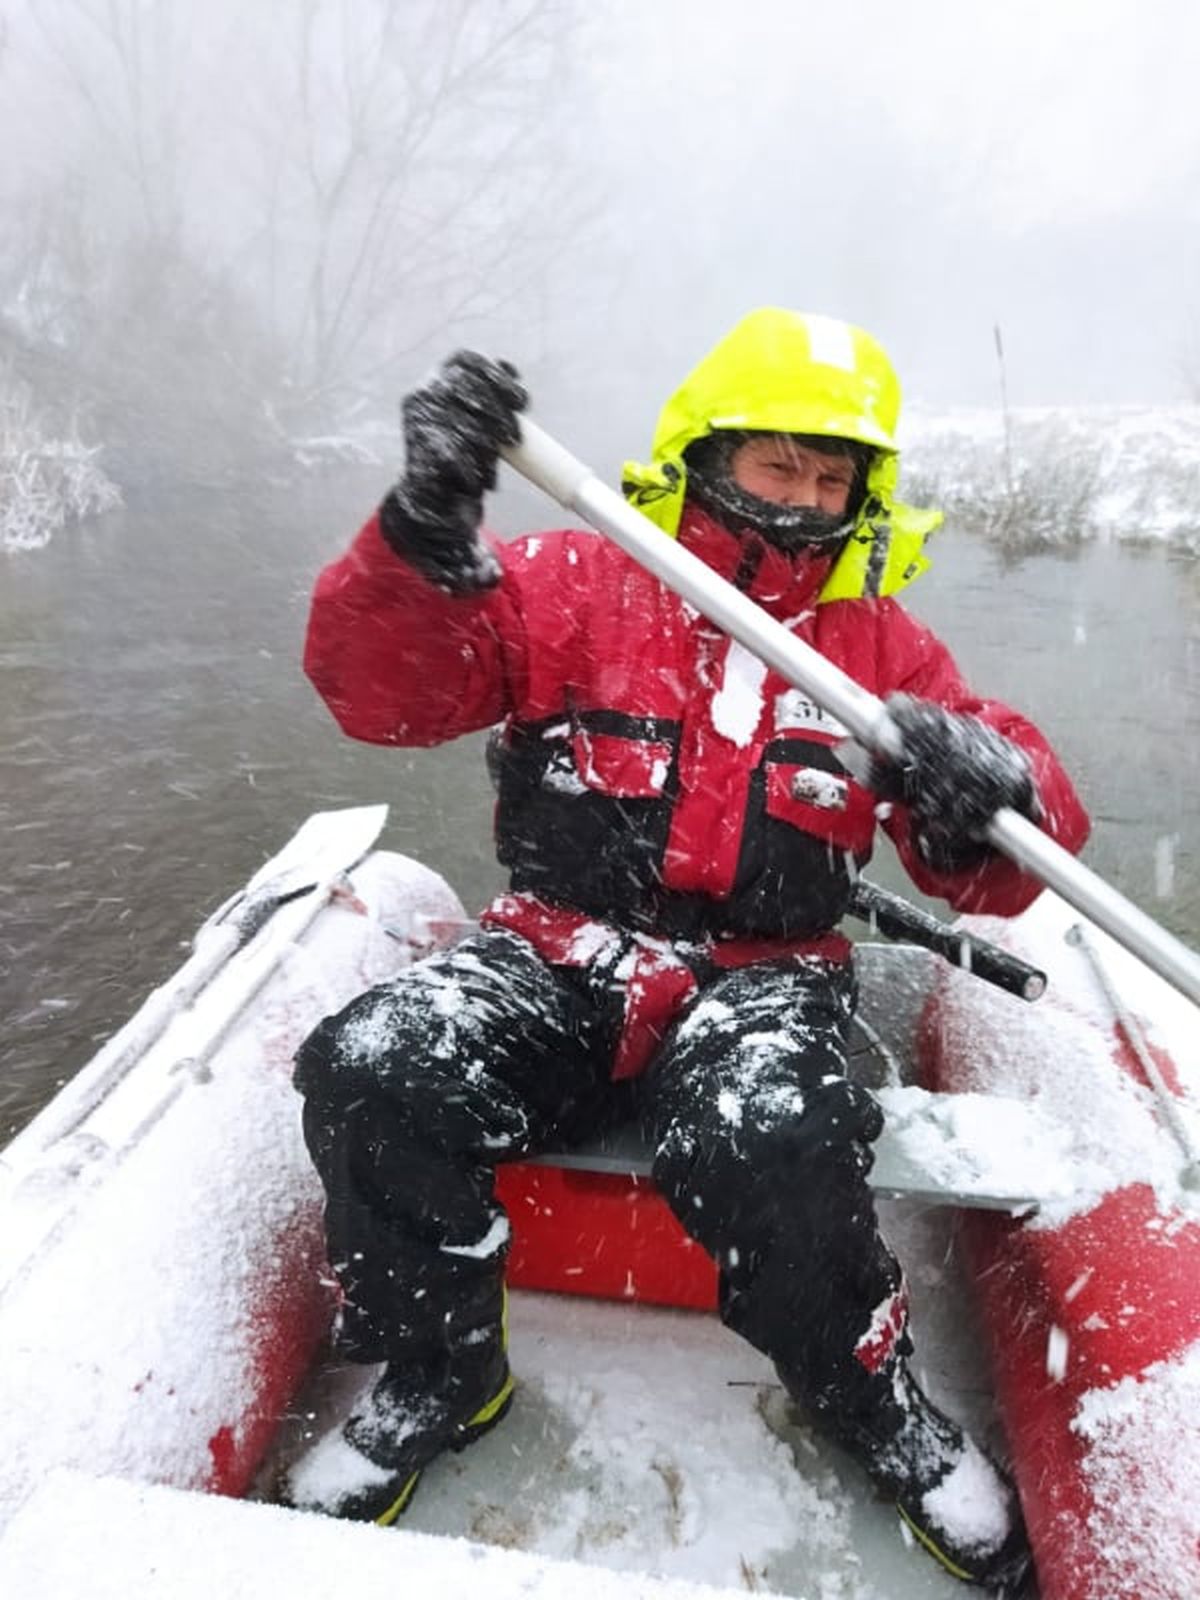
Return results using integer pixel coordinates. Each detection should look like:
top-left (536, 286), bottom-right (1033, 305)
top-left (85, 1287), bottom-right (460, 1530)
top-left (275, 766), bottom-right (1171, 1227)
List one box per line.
top-left (621, 307), bottom-right (941, 601)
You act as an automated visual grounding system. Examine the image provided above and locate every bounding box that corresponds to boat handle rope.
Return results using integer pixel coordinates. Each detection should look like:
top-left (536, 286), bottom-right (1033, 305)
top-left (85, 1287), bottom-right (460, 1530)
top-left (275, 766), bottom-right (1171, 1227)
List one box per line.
top-left (1066, 923), bottom-right (1200, 1186)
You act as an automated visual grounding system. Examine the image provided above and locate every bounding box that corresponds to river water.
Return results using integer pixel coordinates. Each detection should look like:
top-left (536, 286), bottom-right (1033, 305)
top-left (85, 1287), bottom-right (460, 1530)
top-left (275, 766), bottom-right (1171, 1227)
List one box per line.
top-left (3, 470), bottom-right (1199, 1140)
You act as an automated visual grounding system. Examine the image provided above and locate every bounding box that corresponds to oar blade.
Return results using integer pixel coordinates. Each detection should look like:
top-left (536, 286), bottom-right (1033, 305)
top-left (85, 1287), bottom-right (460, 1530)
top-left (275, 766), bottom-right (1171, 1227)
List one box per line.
top-left (229, 804), bottom-right (388, 925)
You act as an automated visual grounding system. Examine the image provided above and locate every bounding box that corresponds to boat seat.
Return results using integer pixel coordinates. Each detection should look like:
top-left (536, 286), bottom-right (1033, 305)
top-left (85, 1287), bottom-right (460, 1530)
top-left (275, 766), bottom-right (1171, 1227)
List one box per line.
top-left (495, 964), bottom-right (925, 1312)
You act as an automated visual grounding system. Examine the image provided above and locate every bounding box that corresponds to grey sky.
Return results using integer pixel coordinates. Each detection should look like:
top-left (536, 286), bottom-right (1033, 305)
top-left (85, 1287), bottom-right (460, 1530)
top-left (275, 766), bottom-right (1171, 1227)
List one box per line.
top-left (556, 0), bottom-right (1200, 415)
top-left (2, 0), bottom-right (1196, 441)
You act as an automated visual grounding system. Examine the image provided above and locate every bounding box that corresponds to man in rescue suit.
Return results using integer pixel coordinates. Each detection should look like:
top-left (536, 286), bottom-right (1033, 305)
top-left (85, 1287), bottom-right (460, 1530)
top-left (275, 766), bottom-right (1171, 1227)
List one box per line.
top-left (287, 309), bottom-right (1089, 1590)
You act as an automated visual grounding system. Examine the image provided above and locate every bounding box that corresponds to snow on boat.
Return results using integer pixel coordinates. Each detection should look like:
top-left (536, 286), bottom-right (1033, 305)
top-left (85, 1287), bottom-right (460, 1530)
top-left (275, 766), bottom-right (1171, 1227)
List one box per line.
top-left (922, 893), bottom-right (1200, 1600)
top-left (0, 806), bottom-right (1196, 1598)
top-left (0, 807), bottom-right (456, 1507)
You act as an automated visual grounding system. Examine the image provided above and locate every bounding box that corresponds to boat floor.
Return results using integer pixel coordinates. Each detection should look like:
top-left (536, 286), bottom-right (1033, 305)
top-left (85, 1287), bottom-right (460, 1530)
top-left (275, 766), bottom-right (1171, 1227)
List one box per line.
top-left (253, 945), bottom-right (1023, 1597)
top-left (256, 1217), bottom-right (1005, 1598)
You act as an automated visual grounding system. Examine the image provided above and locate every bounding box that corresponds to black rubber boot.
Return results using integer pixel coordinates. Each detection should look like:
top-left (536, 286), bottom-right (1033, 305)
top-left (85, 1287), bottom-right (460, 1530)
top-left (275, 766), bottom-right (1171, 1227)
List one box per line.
top-left (282, 1332), bottom-right (513, 1524)
top-left (817, 1363), bottom-right (1033, 1592)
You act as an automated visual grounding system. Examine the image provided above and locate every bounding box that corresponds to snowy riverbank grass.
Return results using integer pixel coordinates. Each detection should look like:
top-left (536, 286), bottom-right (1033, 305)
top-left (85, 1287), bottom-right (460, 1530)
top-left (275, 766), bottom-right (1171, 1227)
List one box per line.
top-left (0, 372), bottom-right (121, 551)
top-left (902, 405), bottom-right (1200, 555)
top-left (6, 378), bottom-right (1199, 559)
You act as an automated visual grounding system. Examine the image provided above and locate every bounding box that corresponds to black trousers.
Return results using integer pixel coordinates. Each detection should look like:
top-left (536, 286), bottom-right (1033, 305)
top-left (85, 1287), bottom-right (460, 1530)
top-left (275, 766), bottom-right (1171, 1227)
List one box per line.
top-left (295, 927), bottom-right (904, 1425)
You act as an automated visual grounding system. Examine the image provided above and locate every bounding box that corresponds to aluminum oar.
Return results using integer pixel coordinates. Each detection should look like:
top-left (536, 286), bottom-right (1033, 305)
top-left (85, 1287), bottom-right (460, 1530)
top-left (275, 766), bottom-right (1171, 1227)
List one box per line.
top-left (502, 418), bottom-right (1200, 1011)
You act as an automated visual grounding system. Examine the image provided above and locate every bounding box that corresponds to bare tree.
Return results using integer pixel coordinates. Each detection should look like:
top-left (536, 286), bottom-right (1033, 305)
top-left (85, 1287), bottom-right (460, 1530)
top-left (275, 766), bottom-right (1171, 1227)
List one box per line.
top-left (1, 0), bottom-right (584, 467)
top-left (236, 0), bottom-right (580, 423)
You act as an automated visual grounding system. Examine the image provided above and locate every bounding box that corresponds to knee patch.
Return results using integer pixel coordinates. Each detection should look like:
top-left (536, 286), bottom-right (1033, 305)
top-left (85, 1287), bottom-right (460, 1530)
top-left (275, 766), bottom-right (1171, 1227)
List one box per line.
top-left (654, 1075), bottom-right (883, 1223)
top-left (755, 1075), bottom-right (884, 1165)
top-left (293, 979), bottom-right (460, 1106)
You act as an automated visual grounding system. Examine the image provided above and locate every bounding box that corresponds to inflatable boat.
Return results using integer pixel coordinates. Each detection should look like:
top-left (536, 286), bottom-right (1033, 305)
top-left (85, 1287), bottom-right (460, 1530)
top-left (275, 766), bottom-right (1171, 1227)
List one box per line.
top-left (0, 805), bottom-right (1195, 1600)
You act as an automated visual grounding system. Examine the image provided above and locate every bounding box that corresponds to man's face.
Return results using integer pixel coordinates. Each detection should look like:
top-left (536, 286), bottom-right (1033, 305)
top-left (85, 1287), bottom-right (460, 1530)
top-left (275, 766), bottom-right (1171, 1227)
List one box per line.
top-left (729, 435), bottom-right (856, 517)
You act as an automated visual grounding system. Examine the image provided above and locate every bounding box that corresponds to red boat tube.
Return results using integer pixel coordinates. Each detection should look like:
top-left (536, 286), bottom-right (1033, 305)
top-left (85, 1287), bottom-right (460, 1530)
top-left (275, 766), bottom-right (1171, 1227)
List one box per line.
top-left (921, 893), bottom-right (1200, 1600)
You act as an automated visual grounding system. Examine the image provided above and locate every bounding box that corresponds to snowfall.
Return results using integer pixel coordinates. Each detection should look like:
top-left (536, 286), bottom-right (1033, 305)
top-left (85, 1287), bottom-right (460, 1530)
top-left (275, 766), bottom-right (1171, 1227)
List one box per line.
top-left (4, 389), bottom-right (1200, 553)
top-left (0, 826), bottom-right (1197, 1600)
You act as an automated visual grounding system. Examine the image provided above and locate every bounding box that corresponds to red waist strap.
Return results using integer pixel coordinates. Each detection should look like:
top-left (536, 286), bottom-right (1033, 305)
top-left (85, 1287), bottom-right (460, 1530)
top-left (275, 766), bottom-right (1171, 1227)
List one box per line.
top-left (480, 892), bottom-right (850, 1081)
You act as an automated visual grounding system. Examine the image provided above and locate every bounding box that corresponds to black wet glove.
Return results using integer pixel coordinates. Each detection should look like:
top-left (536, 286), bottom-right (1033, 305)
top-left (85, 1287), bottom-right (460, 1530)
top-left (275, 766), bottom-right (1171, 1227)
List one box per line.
top-left (379, 350), bottom-right (528, 594)
top-left (867, 694), bottom-right (1040, 873)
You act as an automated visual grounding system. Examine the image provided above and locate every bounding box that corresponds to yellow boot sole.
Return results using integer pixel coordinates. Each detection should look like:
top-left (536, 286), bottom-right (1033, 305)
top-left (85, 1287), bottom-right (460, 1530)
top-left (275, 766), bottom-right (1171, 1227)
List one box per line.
top-left (373, 1372), bottom-right (516, 1528)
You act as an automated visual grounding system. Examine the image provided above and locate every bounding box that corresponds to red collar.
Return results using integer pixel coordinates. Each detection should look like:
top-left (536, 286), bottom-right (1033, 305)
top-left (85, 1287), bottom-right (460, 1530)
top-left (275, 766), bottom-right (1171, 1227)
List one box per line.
top-left (675, 502), bottom-right (835, 619)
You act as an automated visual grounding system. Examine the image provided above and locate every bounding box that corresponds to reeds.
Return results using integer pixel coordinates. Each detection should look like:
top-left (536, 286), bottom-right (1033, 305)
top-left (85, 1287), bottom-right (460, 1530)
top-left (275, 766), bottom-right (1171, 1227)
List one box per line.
top-left (1, 371), bottom-right (121, 551)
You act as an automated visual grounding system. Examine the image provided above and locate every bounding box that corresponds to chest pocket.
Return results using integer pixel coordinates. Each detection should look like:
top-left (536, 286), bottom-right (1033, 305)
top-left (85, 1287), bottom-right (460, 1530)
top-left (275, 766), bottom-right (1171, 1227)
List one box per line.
top-left (572, 729), bottom-right (673, 798)
top-left (763, 758), bottom-right (876, 853)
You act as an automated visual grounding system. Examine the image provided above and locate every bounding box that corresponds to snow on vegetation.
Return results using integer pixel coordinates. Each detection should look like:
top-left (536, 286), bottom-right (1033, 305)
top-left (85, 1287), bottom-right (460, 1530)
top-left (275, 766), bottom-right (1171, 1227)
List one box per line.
top-left (0, 368), bottom-right (121, 551)
top-left (901, 405), bottom-right (1200, 554)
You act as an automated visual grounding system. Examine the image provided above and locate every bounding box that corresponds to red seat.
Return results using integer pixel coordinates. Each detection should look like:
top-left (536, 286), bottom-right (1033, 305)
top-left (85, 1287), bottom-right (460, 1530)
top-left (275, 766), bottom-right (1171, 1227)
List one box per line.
top-left (495, 1144), bottom-right (718, 1311)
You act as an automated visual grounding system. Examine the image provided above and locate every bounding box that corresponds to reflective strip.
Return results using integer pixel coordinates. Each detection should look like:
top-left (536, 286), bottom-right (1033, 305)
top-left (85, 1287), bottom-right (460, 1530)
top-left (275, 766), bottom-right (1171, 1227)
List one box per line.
top-left (853, 1286), bottom-right (909, 1373)
top-left (373, 1471), bottom-right (420, 1527)
top-left (371, 1371), bottom-right (515, 1529)
top-left (803, 313), bottom-right (857, 372)
top-left (896, 1503), bottom-right (975, 1583)
top-left (466, 1370), bottom-right (516, 1430)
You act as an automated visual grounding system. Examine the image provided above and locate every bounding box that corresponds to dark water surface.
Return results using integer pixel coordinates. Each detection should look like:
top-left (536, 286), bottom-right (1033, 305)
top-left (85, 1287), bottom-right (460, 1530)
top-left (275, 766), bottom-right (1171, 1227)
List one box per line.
top-left (3, 472), bottom-right (1198, 1139)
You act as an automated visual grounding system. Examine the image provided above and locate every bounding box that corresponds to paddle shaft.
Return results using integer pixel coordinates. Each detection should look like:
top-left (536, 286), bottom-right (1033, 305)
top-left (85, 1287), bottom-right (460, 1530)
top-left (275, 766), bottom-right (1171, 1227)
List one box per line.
top-left (502, 419), bottom-right (1200, 1010)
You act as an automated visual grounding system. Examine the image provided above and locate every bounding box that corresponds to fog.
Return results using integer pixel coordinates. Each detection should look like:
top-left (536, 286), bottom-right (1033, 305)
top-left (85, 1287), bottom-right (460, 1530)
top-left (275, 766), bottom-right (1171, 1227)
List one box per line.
top-left (3, 1), bottom-right (1199, 1125)
top-left (2, 13), bottom-right (1198, 1587)
top-left (2, 0), bottom-right (1197, 483)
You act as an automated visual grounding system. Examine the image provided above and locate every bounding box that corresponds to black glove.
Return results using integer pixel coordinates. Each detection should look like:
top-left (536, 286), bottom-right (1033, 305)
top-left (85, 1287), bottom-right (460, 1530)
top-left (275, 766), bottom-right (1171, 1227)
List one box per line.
top-left (867, 694), bottom-right (1040, 873)
top-left (379, 350), bottom-right (528, 594)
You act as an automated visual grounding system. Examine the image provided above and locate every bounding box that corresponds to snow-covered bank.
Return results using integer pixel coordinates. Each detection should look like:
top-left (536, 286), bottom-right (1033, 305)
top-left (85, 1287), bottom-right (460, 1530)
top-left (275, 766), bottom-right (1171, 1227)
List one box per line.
top-left (0, 373), bottom-right (121, 551)
top-left (7, 384), bottom-right (1198, 558)
top-left (901, 405), bottom-right (1200, 553)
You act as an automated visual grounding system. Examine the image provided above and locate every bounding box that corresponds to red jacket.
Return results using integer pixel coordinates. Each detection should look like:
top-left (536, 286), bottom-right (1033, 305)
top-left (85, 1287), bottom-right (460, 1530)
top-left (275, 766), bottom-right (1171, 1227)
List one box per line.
top-left (305, 502), bottom-right (1089, 1069)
